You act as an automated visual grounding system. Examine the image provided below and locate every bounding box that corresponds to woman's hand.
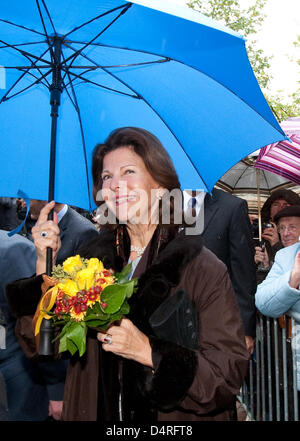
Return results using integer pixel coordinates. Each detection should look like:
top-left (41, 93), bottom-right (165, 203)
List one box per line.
top-left (262, 222), bottom-right (280, 247)
top-left (31, 201), bottom-right (61, 274)
top-left (254, 245), bottom-right (270, 268)
top-left (97, 318), bottom-right (153, 368)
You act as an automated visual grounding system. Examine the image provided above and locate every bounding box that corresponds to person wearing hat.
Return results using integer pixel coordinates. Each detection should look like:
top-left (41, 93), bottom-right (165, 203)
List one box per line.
top-left (255, 204), bottom-right (300, 410)
top-left (255, 204), bottom-right (300, 311)
top-left (254, 198), bottom-right (300, 276)
top-left (255, 204), bottom-right (300, 366)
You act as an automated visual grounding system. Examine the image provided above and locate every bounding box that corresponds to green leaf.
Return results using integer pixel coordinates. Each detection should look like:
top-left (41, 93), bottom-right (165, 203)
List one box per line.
top-left (71, 322), bottom-right (87, 356)
top-left (86, 321), bottom-right (110, 331)
top-left (59, 321), bottom-right (87, 356)
top-left (85, 313), bottom-right (110, 322)
top-left (101, 280), bottom-right (135, 311)
top-left (115, 263), bottom-right (132, 283)
top-left (66, 338), bottom-right (78, 356)
top-left (53, 320), bottom-right (72, 343)
top-left (101, 284), bottom-right (128, 314)
top-left (123, 280), bottom-right (137, 298)
top-left (108, 310), bottom-right (125, 323)
top-left (58, 333), bottom-right (68, 353)
top-left (85, 302), bottom-right (108, 320)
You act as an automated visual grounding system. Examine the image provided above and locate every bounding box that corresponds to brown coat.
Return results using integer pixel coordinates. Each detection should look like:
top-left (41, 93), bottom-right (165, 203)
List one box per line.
top-left (6, 228), bottom-right (249, 421)
top-left (61, 229), bottom-right (250, 421)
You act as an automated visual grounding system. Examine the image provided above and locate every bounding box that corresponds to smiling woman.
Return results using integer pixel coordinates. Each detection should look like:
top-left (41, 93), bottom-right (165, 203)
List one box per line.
top-left (92, 127), bottom-right (181, 234)
top-left (6, 127), bottom-right (250, 422)
top-left (101, 147), bottom-right (162, 226)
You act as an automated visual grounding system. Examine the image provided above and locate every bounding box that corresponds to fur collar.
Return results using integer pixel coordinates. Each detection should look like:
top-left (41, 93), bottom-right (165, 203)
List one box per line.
top-left (131, 231), bottom-right (203, 331)
top-left (79, 229), bottom-right (203, 332)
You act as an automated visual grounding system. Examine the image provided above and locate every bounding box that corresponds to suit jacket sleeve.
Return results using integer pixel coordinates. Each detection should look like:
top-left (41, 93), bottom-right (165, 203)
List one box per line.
top-left (228, 198), bottom-right (257, 337)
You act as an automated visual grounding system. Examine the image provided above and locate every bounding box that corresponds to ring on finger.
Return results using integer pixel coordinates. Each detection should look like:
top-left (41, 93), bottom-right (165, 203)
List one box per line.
top-left (103, 334), bottom-right (113, 345)
top-left (40, 231), bottom-right (48, 238)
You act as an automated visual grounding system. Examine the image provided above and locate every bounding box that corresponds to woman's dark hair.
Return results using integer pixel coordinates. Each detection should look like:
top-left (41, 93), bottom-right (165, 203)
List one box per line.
top-left (92, 127), bottom-right (181, 228)
top-left (261, 188), bottom-right (300, 222)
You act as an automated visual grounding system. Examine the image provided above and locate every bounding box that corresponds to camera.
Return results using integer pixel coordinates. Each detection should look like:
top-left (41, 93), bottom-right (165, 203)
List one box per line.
top-left (251, 219), bottom-right (273, 238)
top-left (262, 222), bottom-right (273, 232)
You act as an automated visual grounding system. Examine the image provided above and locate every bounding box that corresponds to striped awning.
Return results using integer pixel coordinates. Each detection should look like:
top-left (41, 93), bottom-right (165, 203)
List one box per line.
top-left (255, 117), bottom-right (300, 185)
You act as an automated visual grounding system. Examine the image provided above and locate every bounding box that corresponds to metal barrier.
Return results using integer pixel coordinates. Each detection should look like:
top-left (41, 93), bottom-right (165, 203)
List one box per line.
top-left (238, 313), bottom-right (299, 421)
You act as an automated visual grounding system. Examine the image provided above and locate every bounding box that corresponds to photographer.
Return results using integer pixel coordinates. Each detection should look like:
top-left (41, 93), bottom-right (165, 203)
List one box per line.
top-left (254, 189), bottom-right (300, 283)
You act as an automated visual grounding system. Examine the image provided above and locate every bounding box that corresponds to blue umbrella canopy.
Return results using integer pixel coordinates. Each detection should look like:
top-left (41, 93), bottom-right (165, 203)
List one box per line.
top-left (0, 0), bottom-right (286, 211)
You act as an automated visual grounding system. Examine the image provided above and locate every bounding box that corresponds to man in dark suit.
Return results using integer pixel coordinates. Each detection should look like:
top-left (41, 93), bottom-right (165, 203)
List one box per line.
top-left (184, 188), bottom-right (257, 354)
top-left (0, 198), bottom-right (19, 231)
top-left (0, 231), bottom-right (66, 420)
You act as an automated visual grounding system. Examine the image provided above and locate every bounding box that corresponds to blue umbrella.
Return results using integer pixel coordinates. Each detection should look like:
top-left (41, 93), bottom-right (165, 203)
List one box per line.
top-left (0, 0), bottom-right (287, 212)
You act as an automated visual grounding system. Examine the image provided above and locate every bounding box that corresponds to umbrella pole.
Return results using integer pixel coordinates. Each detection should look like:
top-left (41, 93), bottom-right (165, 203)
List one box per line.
top-left (256, 169), bottom-right (262, 242)
top-left (39, 36), bottom-right (63, 356)
top-left (46, 36), bottom-right (63, 276)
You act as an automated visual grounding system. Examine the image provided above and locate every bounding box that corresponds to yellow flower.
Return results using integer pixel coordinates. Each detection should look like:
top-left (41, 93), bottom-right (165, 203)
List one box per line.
top-left (87, 258), bottom-right (104, 274)
top-left (97, 270), bottom-right (115, 289)
top-left (70, 307), bottom-right (87, 322)
top-left (63, 255), bottom-right (83, 274)
top-left (57, 279), bottom-right (79, 297)
top-left (75, 268), bottom-right (95, 291)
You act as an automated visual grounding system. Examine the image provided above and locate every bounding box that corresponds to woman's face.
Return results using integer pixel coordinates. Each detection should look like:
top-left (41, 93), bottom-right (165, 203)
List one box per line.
top-left (101, 146), bottom-right (163, 224)
top-left (270, 198), bottom-right (291, 220)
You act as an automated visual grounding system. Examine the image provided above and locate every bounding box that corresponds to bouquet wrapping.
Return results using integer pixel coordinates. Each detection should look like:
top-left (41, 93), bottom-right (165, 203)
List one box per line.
top-left (33, 255), bottom-right (137, 356)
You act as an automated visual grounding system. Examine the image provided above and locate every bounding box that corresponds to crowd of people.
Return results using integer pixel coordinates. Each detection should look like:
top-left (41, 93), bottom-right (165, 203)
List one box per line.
top-left (0, 127), bottom-right (299, 422)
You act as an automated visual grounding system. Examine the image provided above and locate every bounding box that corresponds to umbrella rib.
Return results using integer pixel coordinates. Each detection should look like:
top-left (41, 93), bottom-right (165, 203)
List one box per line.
top-left (261, 169), bottom-right (271, 192)
top-left (61, 67), bottom-right (139, 98)
top-left (3, 65), bottom-right (52, 69)
top-left (36, 0), bottom-right (55, 61)
top-left (0, 18), bottom-right (45, 37)
top-left (0, 39), bottom-right (52, 66)
top-left (40, 0), bottom-right (57, 35)
top-left (1, 68), bottom-right (52, 103)
top-left (0, 45), bottom-right (52, 103)
top-left (63, 3), bottom-right (131, 39)
top-left (61, 4), bottom-right (132, 68)
top-left (233, 163), bottom-right (250, 189)
top-left (0, 69), bottom-right (27, 104)
top-left (62, 41), bottom-right (169, 95)
top-left (63, 41), bottom-right (170, 69)
top-left (18, 67), bottom-right (50, 88)
top-left (0, 41), bottom-right (47, 49)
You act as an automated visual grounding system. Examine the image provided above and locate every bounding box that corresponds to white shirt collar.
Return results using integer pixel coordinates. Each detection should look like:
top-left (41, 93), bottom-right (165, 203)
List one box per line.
top-left (57, 204), bottom-right (68, 223)
top-left (183, 190), bottom-right (206, 214)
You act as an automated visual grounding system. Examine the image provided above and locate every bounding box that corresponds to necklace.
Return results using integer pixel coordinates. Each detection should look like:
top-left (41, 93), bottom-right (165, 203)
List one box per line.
top-left (130, 245), bottom-right (146, 257)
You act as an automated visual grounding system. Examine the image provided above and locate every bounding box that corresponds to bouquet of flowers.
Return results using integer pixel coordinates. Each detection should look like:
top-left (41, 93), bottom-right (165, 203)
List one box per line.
top-left (34, 255), bottom-right (137, 356)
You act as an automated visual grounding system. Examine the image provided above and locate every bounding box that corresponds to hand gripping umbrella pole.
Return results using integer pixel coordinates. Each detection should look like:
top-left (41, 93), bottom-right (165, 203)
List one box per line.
top-left (39, 36), bottom-right (63, 356)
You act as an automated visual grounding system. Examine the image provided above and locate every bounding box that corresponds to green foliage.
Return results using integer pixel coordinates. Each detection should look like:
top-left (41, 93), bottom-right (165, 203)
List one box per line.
top-left (266, 33), bottom-right (300, 121)
top-left (187, 0), bottom-right (267, 36)
top-left (187, 0), bottom-right (270, 88)
top-left (53, 262), bottom-right (138, 357)
top-left (266, 90), bottom-right (300, 122)
top-left (187, 0), bottom-right (300, 118)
